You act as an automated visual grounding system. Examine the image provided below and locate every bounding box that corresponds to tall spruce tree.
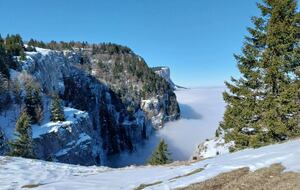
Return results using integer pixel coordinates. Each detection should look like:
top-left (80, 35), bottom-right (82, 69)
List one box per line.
top-left (24, 84), bottom-right (43, 124)
top-left (259, 0), bottom-right (300, 141)
top-left (9, 112), bottom-right (34, 158)
top-left (50, 94), bottom-right (65, 122)
top-left (148, 139), bottom-right (172, 165)
top-left (220, 14), bottom-right (267, 150)
top-left (220, 0), bottom-right (300, 151)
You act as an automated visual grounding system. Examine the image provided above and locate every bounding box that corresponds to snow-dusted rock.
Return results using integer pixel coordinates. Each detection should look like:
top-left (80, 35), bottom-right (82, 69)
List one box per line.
top-left (152, 66), bottom-right (176, 89)
top-left (191, 137), bottom-right (234, 160)
top-left (33, 107), bottom-right (102, 165)
top-left (141, 94), bottom-right (180, 129)
top-left (141, 98), bottom-right (163, 128)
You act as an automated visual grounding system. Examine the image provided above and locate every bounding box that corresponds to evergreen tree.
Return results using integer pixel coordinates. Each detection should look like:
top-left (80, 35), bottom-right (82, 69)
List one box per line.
top-left (0, 73), bottom-right (11, 111)
top-left (24, 84), bottom-right (43, 124)
top-left (19, 50), bottom-right (26, 61)
top-left (5, 34), bottom-right (24, 57)
top-left (0, 37), bottom-right (10, 78)
top-left (220, 15), bottom-right (267, 150)
top-left (259, 0), bottom-right (300, 141)
top-left (9, 112), bottom-right (34, 158)
top-left (148, 139), bottom-right (172, 165)
top-left (50, 95), bottom-right (65, 122)
top-left (220, 0), bottom-right (300, 150)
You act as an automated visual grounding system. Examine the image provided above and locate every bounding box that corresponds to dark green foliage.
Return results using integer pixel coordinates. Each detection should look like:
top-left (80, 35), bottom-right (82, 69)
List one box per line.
top-left (24, 84), bottom-right (43, 124)
top-left (20, 50), bottom-right (26, 61)
top-left (92, 43), bottom-right (132, 55)
top-left (0, 73), bottom-right (11, 111)
top-left (5, 34), bottom-right (25, 57)
top-left (148, 139), bottom-right (172, 165)
top-left (27, 39), bottom-right (47, 49)
top-left (0, 34), bottom-right (19, 77)
top-left (220, 0), bottom-right (300, 150)
top-left (25, 45), bottom-right (36, 52)
top-left (0, 42), bottom-right (10, 78)
top-left (9, 112), bottom-right (34, 158)
top-left (50, 95), bottom-right (65, 122)
top-left (27, 38), bottom-right (88, 51)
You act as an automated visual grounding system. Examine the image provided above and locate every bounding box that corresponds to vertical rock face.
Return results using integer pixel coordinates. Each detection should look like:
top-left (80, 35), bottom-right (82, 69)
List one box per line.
top-left (152, 66), bottom-right (176, 90)
top-left (0, 45), bottom-right (180, 166)
top-left (85, 48), bottom-right (180, 129)
top-left (33, 109), bottom-right (99, 166)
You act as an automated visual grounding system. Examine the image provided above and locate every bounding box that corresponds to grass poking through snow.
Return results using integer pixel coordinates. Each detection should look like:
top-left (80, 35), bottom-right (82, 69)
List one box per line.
top-left (134, 181), bottom-right (162, 190)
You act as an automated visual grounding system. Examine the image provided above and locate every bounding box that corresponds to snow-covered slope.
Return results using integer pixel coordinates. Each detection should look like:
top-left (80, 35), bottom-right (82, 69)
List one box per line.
top-left (1, 139), bottom-right (299, 190)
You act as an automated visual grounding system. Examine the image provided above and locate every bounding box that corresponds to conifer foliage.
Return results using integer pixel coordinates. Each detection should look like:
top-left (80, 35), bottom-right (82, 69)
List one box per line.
top-left (148, 139), bottom-right (172, 165)
top-left (220, 0), bottom-right (300, 151)
top-left (24, 84), bottom-right (43, 124)
top-left (50, 95), bottom-right (65, 122)
top-left (9, 112), bottom-right (34, 158)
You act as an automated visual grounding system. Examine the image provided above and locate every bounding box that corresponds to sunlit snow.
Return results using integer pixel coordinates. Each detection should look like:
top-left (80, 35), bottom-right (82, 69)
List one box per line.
top-left (1, 139), bottom-right (300, 190)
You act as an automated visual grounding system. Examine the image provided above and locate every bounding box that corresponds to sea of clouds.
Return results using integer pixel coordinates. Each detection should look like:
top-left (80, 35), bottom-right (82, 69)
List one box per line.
top-left (110, 87), bottom-right (226, 167)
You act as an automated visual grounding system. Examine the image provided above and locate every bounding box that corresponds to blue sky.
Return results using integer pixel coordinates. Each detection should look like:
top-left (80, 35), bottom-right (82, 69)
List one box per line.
top-left (0, 0), bottom-right (263, 87)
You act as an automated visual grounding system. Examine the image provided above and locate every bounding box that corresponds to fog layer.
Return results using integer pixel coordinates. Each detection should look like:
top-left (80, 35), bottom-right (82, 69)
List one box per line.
top-left (110, 87), bottom-right (226, 167)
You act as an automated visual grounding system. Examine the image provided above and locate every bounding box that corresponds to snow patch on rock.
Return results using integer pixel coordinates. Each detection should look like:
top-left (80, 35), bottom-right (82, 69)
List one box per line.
top-left (141, 98), bottom-right (164, 128)
top-left (32, 107), bottom-right (89, 138)
top-left (191, 137), bottom-right (234, 160)
top-left (152, 66), bottom-right (176, 89)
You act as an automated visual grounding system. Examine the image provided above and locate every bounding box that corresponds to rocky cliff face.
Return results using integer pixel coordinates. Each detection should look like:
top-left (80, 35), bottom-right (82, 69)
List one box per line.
top-left (87, 48), bottom-right (180, 128)
top-left (152, 66), bottom-right (176, 89)
top-left (0, 45), bottom-right (180, 166)
top-left (32, 108), bottom-right (100, 166)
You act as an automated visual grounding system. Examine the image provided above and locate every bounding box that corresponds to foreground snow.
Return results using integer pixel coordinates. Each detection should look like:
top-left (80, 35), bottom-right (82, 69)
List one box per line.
top-left (1, 139), bottom-right (300, 190)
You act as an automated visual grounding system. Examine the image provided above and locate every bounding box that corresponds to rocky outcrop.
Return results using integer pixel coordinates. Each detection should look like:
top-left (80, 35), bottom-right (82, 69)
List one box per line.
top-left (191, 137), bottom-right (234, 161)
top-left (32, 108), bottom-right (101, 166)
top-left (152, 66), bottom-right (176, 89)
top-left (191, 129), bottom-right (234, 161)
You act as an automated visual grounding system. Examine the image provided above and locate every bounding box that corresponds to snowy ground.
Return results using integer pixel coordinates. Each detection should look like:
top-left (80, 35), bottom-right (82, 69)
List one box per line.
top-left (1, 139), bottom-right (300, 190)
top-left (112, 87), bottom-right (226, 167)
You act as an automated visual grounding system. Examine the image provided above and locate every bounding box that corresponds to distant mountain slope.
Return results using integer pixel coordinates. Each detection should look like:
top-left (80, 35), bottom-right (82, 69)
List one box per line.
top-left (1, 139), bottom-right (299, 190)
